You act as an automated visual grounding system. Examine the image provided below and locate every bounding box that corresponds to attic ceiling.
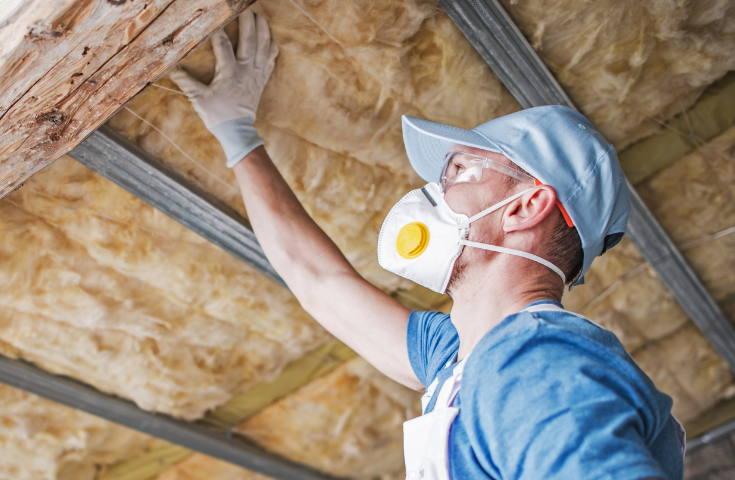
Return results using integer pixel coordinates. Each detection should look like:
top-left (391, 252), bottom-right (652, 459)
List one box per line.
top-left (1, 0), bottom-right (735, 479)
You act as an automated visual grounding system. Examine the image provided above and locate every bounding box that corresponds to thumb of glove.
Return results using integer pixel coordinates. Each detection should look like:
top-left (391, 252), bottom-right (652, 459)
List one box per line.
top-left (168, 67), bottom-right (222, 129)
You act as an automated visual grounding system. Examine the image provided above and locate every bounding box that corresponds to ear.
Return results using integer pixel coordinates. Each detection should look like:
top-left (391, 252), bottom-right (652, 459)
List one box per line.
top-left (502, 185), bottom-right (557, 233)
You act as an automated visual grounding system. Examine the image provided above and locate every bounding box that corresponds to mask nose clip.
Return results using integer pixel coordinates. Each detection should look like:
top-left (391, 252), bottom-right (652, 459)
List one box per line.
top-left (420, 186), bottom-right (438, 206)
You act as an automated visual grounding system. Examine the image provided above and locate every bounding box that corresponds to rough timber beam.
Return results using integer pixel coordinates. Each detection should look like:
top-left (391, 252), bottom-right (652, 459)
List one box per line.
top-left (436, 0), bottom-right (735, 371)
top-left (0, 353), bottom-right (342, 480)
top-left (68, 125), bottom-right (285, 287)
top-left (0, 0), bottom-right (256, 200)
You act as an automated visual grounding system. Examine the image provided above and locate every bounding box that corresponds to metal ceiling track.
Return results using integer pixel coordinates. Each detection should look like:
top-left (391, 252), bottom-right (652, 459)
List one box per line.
top-left (0, 353), bottom-right (341, 480)
top-left (68, 125), bottom-right (286, 289)
top-left (687, 416), bottom-right (735, 452)
top-left (436, 0), bottom-right (735, 371)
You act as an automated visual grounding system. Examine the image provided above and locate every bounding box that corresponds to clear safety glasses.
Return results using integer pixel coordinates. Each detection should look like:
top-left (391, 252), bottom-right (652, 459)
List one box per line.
top-left (440, 151), bottom-right (535, 192)
top-left (440, 151), bottom-right (575, 227)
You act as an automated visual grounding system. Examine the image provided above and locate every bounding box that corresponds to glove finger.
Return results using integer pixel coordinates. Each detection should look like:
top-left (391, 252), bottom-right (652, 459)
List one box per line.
top-left (236, 9), bottom-right (257, 63)
top-left (211, 29), bottom-right (237, 79)
top-left (262, 40), bottom-right (279, 81)
top-left (254, 13), bottom-right (272, 70)
top-left (168, 67), bottom-right (206, 98)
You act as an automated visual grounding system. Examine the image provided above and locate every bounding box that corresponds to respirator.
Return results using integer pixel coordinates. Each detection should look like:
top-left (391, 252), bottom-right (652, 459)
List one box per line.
top-left (377, 182), bottom-right (565, 293)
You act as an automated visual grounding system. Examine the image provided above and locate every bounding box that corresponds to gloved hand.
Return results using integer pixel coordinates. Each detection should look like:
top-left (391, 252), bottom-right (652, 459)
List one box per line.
top-left (169, 10), bottom-right (278, 168)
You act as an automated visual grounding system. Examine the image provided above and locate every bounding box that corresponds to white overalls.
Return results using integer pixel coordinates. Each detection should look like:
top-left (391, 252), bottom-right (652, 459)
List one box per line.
top-left (402, 304), bottom-right (686, 480)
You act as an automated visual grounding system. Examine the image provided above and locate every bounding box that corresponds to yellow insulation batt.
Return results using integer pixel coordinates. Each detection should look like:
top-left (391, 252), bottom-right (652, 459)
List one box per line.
top-left (153, 357), bottom-right (417, 480)
top-left (0, 157), bottom-right (329, 420)
top-left (0, 384), bottom-right (153, 480)
top-left (2, 0), bottom-right (735, 477)
top-left (638, 125), bottom-right (735, 320)
top-left (155, 455), bottom-right (273, 480)
top-left (108, 0), bottom-right (735, 291)
top-left (107, 0), bottom-right (520, 289)
top-left (500, 0), bottom-right (735, 148)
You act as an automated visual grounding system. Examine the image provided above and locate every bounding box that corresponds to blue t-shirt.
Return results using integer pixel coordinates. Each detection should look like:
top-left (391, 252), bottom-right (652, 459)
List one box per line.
top-left (406, 300), bottom-right (684, 480)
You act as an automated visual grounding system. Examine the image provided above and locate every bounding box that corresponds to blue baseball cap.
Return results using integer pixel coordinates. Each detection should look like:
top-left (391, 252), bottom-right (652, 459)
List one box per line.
top-left (401, 105), bottom-right (630, 286)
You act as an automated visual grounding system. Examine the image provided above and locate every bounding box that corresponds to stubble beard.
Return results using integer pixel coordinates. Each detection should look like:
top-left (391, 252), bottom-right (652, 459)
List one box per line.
top-left (446, 254), bottom-right (468, 297)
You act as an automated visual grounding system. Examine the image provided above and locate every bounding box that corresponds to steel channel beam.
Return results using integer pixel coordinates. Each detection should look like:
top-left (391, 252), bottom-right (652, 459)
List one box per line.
top-left (0, 353), bottom-right (341, 480)
top-left (686, 416), bottom-right (735, 452)
top-left (437, 0), bottom-right (735, 370)
top-left (68, 125), bottom-right (286, 289)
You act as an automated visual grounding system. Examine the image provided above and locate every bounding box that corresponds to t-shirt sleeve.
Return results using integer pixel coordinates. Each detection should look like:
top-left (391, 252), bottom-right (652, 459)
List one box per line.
top-left (406, 310), bottom-right (459, 387)
top-left (461, 325), bottom-right (670, 480)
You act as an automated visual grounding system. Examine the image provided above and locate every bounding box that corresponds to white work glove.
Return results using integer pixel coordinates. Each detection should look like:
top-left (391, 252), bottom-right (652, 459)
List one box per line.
top-left (169, 10), bottom-right (278, 168)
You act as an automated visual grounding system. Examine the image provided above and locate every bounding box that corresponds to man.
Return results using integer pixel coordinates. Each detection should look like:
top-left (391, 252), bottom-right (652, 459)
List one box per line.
top-left (171, 11), bottom-right (685, 480)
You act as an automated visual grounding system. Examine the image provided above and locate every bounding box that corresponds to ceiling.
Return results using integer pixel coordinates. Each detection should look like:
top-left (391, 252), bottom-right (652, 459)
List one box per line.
top-left (1, 0), bottom-right (734, 478)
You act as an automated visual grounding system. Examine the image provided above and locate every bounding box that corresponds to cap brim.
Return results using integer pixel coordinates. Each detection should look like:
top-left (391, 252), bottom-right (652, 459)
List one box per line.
top-left (402, 116), bottom-right (500, 183)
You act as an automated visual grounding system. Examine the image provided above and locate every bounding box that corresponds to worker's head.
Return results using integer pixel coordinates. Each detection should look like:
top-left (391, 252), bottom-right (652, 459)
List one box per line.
top-left (436, 145), bottom-right (580, 294)
top-left (399, 106), bottom-right (630, 289)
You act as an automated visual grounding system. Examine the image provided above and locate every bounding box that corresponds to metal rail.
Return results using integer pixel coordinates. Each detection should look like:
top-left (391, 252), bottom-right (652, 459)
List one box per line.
top-left (68, 125), bottom-right (286, 289)
top-left (0, 353), bottom-right (341, 480)
top-left (436, 0), bottom-right (735, 370)
top-left (687, 416), bottom-right (735, 452)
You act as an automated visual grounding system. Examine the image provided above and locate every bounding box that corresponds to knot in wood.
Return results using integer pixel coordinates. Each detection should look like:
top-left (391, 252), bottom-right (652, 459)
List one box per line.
top-left (29, 28), bottom-right (63, 39)
top-left (39, 111), bottom-right (64, 125)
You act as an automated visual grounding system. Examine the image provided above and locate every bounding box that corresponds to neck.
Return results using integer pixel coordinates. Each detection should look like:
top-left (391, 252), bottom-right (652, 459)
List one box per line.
top-left (449, 257), bottom-right (562, 360)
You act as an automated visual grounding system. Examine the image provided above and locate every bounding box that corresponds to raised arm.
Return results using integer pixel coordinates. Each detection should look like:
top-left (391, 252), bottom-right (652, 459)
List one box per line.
top-left (170, 10), bottom-right (421, 391)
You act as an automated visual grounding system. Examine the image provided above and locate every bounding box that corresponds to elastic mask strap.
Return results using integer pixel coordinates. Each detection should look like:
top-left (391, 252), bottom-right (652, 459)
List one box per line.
top-left (459, 240), bottom-right (566, 284)
top-left (459, 188), bottom-right (533, 229)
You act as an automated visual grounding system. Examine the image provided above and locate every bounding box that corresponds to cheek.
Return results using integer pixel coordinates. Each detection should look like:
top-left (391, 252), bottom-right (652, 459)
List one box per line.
top-left (467, 211), bottom-right (505, 247)
top-left (444, 186), bottom-right (480, 217)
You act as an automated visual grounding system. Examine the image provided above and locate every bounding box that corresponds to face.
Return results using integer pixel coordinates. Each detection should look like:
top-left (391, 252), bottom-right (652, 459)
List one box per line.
top-left (443, 145), bottom-right (529, 293)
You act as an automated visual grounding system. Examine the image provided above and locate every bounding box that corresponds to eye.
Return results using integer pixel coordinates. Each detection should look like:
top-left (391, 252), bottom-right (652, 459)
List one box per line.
top-left (446, 156), bottom-right (462, 177)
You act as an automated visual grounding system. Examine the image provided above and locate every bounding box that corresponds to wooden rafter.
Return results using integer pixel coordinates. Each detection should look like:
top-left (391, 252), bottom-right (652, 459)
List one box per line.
top-left (0, 0), bottom-right (255, 199)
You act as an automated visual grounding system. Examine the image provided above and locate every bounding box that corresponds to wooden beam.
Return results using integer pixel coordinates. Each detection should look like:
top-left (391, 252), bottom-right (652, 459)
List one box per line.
top-left (437, 0), bottom-right (735, 372)
top-left (619, 72), bottom-right (735, 185)
top-left (0, 0), bottom-right (255, 200)
top-left (684, 396), bottom-right (735, 441)
top-left (100, 444), bottom-right (192, 480)
top-left (208, 341), bottom-right (356, 426)
top-left (687, 416), bottom-right (735, 453)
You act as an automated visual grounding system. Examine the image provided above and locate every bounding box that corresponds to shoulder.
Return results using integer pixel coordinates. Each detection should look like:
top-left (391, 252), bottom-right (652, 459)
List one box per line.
top-left (468, 308), bottom-right (635, 376)
top-left (407, 310), bottom-right (459, 387)
top-left (456, 310), bottom-right (675, 480)
top-left (461, 309), bottom-right (670, 440)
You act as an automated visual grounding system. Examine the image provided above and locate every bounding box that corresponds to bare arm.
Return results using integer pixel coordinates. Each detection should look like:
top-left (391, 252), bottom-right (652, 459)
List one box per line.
top-left (233, 147), bottom-right (422, 391)
top-left (169, 11), bottom-right (422, 391)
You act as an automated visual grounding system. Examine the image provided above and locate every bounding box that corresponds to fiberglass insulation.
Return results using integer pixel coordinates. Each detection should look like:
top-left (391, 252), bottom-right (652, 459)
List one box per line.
top-left (2, 0), bottom-right (735, 477)
top-left (0, 156), bottom-right (330, 420)
top-left (154, 357), bottom-right (418, 480)
top-left (0, 384), bottom-right (153, 480)
top-left (107, 0), bottom-right (520, 290)
top-left (499, 0), bottom-right (735, 148)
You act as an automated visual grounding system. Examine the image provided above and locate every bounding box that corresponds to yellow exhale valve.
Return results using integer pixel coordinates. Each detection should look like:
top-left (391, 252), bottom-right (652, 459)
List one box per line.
top-left (396, 222), bottom-right (429, 259)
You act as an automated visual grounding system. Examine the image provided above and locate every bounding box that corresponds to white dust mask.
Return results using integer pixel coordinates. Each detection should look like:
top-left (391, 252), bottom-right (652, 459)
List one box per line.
top-left (377, 182), bottom-right (566, 293)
